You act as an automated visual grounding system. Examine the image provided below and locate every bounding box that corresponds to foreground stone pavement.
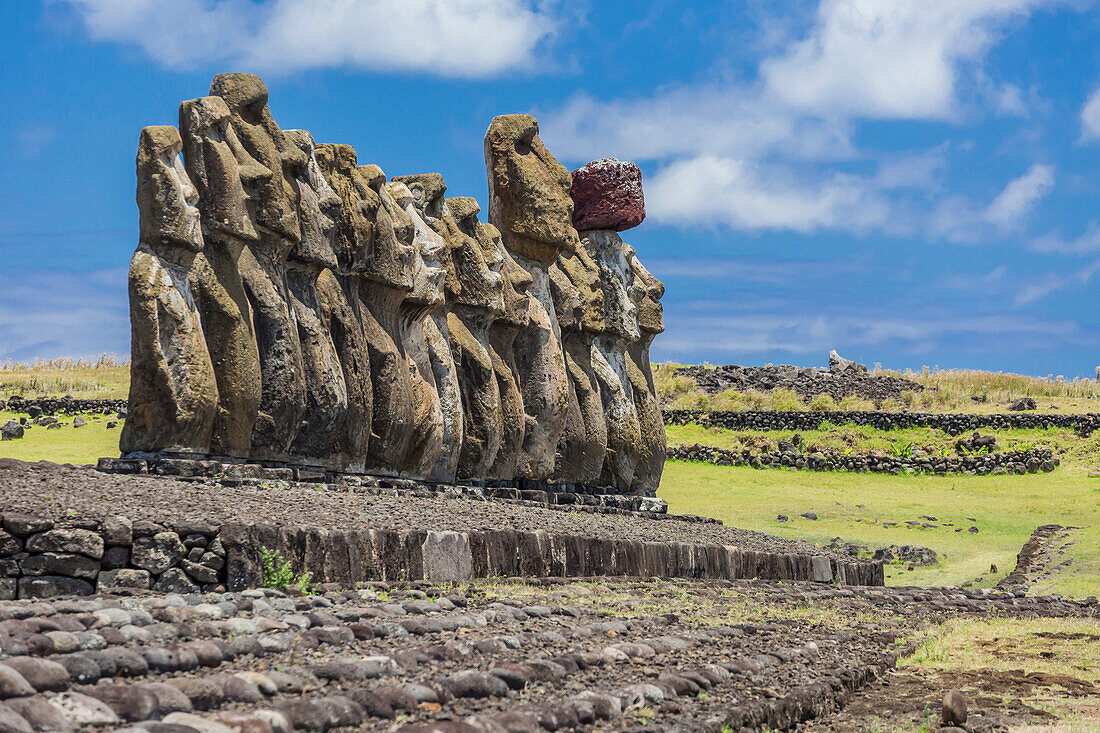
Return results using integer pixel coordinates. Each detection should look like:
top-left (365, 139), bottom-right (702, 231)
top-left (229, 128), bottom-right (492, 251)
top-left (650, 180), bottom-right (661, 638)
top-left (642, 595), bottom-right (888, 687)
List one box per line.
top-left (0, 576), bottom-right (1093, 732)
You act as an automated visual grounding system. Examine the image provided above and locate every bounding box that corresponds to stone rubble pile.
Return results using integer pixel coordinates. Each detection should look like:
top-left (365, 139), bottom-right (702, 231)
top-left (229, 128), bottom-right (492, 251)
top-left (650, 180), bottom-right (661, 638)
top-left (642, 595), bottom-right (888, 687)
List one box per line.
top-left (121, 75), bottom-right (665, 496)
top-left (673, 363), bottom-right (923, 405)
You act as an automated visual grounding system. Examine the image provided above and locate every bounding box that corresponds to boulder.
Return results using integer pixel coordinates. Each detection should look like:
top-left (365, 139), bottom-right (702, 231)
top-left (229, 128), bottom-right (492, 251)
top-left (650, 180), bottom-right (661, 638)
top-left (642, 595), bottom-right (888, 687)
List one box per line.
top-left (570, 158), bottom-right (645, 232)
top-left (828, 349), bottom-right (866, 374)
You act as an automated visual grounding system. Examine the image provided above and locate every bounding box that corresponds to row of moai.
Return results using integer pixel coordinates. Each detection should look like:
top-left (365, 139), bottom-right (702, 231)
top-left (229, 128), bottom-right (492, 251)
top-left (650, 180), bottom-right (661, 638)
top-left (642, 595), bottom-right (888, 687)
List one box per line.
top-left (120, 74), bottom-right (665, 495)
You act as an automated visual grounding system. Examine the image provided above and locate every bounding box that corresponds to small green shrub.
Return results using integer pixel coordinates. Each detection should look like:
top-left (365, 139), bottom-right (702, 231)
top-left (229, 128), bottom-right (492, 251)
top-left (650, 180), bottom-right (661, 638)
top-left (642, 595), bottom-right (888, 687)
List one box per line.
top-left (807, 393), bottom-right (836, 412)
top-left (260, 547), bottom-right (318, 595)
top-left (767, 388), bottom-right (804, 411)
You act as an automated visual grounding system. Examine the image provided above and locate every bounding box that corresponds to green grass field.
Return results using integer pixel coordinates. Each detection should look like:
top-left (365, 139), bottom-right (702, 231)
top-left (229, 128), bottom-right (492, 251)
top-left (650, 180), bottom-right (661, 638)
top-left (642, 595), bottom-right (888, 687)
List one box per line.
top-left (0, 410), bottom-right (120, 465)
top-left (660, 458), bottom-right (1100, 598)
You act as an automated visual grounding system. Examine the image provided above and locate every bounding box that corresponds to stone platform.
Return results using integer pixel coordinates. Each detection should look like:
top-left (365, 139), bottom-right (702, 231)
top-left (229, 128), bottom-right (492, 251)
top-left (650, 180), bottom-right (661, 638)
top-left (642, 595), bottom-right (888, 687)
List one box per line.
top-left (0, 459), bottom-right (883, 600)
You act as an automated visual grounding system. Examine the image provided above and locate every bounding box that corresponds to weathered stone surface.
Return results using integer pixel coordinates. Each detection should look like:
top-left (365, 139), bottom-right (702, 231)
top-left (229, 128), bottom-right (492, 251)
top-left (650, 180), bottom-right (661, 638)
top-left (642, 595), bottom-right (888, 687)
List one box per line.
top-left (179, 95), bottom-right (264, 458)
top-left (132, 532), bottom-right (185, 574)
top-left (829, 349), bottom-right (867, 374)
top-left (211, 73), bottom-right (307, 462)
top-left (125, 82), bottom-right (666, 492)
top-left (584, 231), bottom-right (642, 492)
top-left (121, 125), bottom-right (219, 456)
top-left (97, 568), bottom-right (152, 591)
top-left (570, 158), bottom-right (645, 232)
top-left (421, 531), bottom-right (473, 582)
top-left (25, 529), bottom-right (103, 559)
top-left (625, 244), bottom-right (665, 496)
top-left (485, 114), bottom-right (578, 481)
top-left (19, 552), bottom-right (99, 580)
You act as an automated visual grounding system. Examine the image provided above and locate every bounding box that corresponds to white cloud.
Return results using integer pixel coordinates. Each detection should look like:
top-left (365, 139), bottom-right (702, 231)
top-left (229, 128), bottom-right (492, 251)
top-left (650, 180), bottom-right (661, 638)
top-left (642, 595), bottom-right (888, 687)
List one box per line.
top-left (55, 0), bottom-right (555, 77)
top-left (931, 164), bottom-right (1054, 242)
top-left (645, 156), bottom-right (890, 234)
top-left (1031, 221), bottom-right (1100, 254)
top-left (1080, 84), bottom-right (1100, 141)
top-left (1014, 258), bottom-right (1100, 304)
top-left (761, 0), bottom-right (1048, 120)
top-left (542, 0), bottom-right (1063, 237)
top-left (984, 164), bottom-right (1055, 228)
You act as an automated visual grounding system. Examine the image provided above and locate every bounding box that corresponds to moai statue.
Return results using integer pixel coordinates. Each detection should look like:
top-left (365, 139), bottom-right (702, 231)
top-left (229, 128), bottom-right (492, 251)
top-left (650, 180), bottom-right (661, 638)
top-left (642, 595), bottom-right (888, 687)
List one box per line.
top-left (383, 180), bottom-right (446, 479)
top-left (209, 73), bottom-right (307, 462)
top-left (584, 230), bottom-right (642, 492)
top-left (282, 130), bottom-right (349, 468)
top-left (121, 126), bottom-right (218, 456)
top-left (446, 196), bottom-right (505, 479)
top-left (474, 222), bottom-right (532, 481)
top-left (625, 244), bottom-right (666, 496)
top-left (350, 160), bottom-right (423, 476)
top-left (390, 173), bottom-right (464, 483)
top-left (179, 96), bottom-right (266, 458)
top-left (484, 114), bottom-right (580, 481)
top-left (313, 143), bottom-right (375, 470)
top-left (549, 245), bottom-right (608, 485)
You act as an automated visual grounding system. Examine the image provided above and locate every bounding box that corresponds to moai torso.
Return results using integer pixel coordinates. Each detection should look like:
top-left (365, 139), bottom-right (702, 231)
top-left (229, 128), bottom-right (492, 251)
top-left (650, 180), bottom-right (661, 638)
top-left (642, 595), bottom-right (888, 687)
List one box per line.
top-left (625, 244), bottom-right (666, 496)
top-left (484, 114), bottom-right (581, 481)
top-left (210, 74), bottom-right (307, 461)
top-left (314, 143), bottom-right (374, 471)
top-left (391, 173), bottom-right (465, 483)
top-left (584, 230), bottom-right (642, 492)
top-left (179, 96), bottom-right (266, 458)
top-left (549, 245), bottom-right (608, 485)
top-left (282, 130), bottom-right (350, 468)
top-left (121, 125), bottom-right (218, 457)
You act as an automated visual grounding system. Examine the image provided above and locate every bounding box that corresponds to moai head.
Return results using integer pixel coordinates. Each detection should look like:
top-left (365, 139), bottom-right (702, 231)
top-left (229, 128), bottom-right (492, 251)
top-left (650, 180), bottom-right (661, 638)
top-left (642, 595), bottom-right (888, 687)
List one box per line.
top-left (209, 73), bottom-right (305, 245)
top-left (625, 243), bottom-right (664, 336)
top-left (136, 126), bottom-right (202, 258)
top-left (315, 143), bottom-right (377, 272)
top-left (361, 166), bottom-right (416, 291)
top-left (480, 223), bottom-right (532, 329)
top-left (392, 173), bottom-right (460, 297)
top-left (585, 231), bottom-right (640, 343)
top-left (284, 130), bottom-right (339, 269)
top-left (448, 196), bottom-right (504, 314)
top-left (551, 246), bottom-right (605, 335)
top-left (179, 96), bottom-right (270, 249)
top-left (386, 181), bottom-right (446, 309)
top-left (484, 114), bottom-right (580, 265)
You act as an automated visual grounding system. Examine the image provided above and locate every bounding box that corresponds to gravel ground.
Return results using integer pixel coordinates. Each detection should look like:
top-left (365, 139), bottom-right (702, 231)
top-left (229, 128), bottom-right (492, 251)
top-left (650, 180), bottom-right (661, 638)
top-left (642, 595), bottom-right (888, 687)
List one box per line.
top-left (0, 459), bottom-right (822, 557)
top-left (0, 577), bottom-right (1093, 732)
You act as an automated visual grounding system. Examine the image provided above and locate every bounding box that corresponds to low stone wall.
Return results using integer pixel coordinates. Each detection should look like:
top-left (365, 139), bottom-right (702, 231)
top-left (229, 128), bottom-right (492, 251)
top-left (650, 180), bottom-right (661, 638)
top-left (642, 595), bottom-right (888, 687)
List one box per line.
top-left (668, 443), bottom-right (1058, 475)
top-left (1, 396), bottom-right (126, 416)
top-left (664, 408), bottom-right (1100, 435)
top-left (0, 507), bottom-right (883, 600)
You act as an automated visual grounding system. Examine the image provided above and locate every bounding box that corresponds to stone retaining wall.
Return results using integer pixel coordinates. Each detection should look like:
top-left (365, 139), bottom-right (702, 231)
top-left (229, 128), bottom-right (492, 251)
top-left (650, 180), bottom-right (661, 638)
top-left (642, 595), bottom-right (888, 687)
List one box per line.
top-left (0, 509), bottom-right (883, 601)
top-left (664, 408), bottom-right (1100, 435)
top-left (668, 443), bottom-right (1059, 476)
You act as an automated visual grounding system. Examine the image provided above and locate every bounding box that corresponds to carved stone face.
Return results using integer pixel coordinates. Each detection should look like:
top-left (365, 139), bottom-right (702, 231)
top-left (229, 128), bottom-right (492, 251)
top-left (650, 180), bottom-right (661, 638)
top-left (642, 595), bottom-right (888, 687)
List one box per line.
top-left (553, 246), bottom-right (604, 334)
top-left (584, 230), bottom-right (640, 343)
top-left (392, 173), bottom-right (460, 299)
top-left (179, 96), bottom-right (270, 246)
top-left (314, 144), bottom-right (376, 272)
top-left (209, 73), bottom-right (304, 244)
top-left (137, 126), bottom-right (202, 254)
top-left (486, 223), bottom-right (532, 329)
top-left (387, 181), bottom-right (445, 308)
top-left (365, 170), bottom-right (416, 292)
top-left (625, 243), bottom-right (665, 335)
top-left (484, 114), bottom-right (580, 265)
top-left (448, 196), bottom-right (504, 314)
top-left (284, 130), bottom-right (339, 269)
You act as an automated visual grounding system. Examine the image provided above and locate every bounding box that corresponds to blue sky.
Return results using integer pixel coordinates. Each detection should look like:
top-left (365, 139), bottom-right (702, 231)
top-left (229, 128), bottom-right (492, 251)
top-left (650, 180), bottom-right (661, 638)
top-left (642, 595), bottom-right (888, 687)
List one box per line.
top-left (3, 0), bottom-right (1100, 377)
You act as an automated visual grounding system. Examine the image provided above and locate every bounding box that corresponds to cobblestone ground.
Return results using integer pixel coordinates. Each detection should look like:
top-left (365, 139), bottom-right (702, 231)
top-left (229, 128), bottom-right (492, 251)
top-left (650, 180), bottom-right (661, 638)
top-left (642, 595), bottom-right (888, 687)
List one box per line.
top-left (0, 577), bottom-right (1094, 732)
